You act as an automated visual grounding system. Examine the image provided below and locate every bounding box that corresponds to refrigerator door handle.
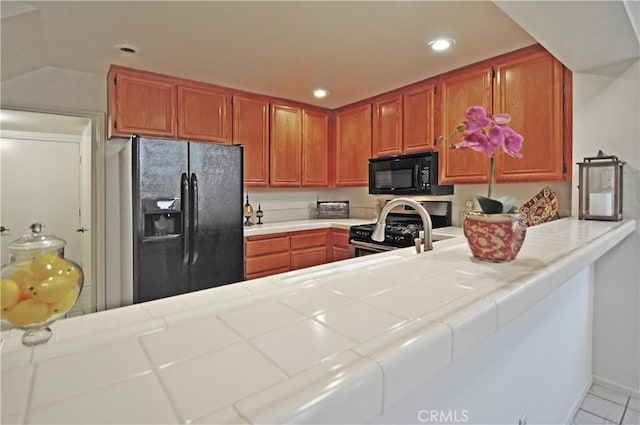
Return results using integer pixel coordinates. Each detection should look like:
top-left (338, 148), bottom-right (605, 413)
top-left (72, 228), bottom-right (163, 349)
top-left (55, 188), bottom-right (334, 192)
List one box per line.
top-left (181, 172), bottom-right (190, 265)
top-left (190, 172), bottom-right (199, 265)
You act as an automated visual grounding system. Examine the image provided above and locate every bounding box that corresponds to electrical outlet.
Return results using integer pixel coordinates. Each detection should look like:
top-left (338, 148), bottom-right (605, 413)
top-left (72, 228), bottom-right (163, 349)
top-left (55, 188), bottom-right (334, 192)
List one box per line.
top-left (519, 413), bottom-right (528, 425)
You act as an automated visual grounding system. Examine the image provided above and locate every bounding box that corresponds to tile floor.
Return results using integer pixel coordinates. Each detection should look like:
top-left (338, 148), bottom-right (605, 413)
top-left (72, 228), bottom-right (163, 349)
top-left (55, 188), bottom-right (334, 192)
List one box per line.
top-left (572, 383), bottom-right (640, 425)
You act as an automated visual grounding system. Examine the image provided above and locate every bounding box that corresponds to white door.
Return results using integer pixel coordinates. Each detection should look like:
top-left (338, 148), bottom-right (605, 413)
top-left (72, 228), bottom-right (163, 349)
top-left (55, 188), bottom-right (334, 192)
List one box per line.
top-left (0, 138), bottom-right (82, 267)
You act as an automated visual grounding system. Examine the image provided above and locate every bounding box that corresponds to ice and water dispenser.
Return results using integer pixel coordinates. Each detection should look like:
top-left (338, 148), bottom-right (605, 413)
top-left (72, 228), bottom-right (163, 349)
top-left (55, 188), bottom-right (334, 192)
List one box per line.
top-left (142, 198), bottom-right (182, 239)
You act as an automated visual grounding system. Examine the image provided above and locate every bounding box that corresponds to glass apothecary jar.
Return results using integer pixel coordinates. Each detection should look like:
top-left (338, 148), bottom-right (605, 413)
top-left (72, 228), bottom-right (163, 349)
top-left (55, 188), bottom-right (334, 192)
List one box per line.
top-left (1, 223), bottom-right (83, 346)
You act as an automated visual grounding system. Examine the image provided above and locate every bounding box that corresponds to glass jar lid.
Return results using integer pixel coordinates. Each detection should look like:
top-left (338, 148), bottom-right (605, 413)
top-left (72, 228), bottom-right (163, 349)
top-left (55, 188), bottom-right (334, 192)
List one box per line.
top-left (7, 223), bottom-right (67, 254)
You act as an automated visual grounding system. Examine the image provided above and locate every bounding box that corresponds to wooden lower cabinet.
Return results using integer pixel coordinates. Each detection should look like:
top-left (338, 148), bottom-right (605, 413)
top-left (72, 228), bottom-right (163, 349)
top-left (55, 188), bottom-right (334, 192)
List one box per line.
top-left (244, 228), bottom-right (353, 280)
top-left (290, 229), bottom-right (328, 270)
top-left (330, 228), bottom-right (351, 262)
top-left (244, 233), bottom-right (290, 280)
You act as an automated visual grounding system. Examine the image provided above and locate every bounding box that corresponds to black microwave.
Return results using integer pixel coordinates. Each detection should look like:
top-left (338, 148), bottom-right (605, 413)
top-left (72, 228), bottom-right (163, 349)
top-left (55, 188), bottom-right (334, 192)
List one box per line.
top-left (368, 152), bottom-right (453, 195)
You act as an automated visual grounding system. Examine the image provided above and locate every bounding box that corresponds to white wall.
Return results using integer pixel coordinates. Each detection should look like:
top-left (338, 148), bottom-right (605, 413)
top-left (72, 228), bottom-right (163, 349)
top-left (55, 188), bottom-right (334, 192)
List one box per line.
top-left (572, 60), bottom-right (640, 393)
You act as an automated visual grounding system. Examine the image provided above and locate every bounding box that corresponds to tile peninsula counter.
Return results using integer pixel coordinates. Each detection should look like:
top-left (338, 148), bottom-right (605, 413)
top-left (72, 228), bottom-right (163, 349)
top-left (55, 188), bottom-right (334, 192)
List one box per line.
top-left (1, 218), bottom-right (635, 424)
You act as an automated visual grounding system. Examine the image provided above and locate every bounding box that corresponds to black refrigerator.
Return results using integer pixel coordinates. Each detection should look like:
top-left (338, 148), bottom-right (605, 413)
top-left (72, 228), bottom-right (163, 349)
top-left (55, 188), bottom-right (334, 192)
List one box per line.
top-left (132, 135), bottom-right (244, 303)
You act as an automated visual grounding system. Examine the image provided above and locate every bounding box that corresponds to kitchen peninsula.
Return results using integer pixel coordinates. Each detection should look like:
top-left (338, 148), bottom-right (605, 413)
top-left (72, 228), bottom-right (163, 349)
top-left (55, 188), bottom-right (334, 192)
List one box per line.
top-left (1, 218), bottom-right (635, 424)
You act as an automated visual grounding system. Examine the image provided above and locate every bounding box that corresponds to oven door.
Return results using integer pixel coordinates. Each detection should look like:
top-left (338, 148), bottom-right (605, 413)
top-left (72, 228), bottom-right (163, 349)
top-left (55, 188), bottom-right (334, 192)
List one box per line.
top-left (349, 240), bottom-right (398, 257)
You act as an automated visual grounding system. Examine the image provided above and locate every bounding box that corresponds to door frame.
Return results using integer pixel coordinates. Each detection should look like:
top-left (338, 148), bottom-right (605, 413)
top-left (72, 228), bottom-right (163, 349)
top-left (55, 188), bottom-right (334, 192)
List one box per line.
top-left (1, 104), bottom-right (107, 313)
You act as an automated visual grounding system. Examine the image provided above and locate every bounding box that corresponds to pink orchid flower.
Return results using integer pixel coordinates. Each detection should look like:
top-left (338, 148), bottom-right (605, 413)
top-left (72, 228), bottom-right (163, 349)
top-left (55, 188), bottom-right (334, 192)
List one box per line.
top-left (462, 106), bottom-right (491, 131)
top-left (502, 126), bottom-right (524, 157)
top-left (453, 106), bottom-right (523, 158)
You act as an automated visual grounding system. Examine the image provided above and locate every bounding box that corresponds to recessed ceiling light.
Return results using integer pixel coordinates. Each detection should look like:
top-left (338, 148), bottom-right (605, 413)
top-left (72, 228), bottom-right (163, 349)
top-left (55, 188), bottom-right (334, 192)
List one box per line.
top-left (313, 89), bottom-right (329, 98)
top-left (114, 43), bottom-right (138, 54)
top-left (428, 38), bottom-right (455, 52)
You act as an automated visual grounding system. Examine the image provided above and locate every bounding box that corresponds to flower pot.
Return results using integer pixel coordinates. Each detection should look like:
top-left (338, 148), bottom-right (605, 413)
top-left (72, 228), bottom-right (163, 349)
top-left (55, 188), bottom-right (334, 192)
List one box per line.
top-left (463, 212), bottom-right (527, 263)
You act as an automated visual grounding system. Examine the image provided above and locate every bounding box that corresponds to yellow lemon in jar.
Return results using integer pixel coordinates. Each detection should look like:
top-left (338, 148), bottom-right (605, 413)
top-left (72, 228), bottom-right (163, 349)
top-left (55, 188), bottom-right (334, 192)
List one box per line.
top-left (1, 278), bottom-right (20, 311)
top-left (31, 275), bottom-right (75, 303)
top-left (50, 289), bottom-right (77, 315)
top-left (18, 279), bottom-right (38, 300)
top-left (4, 299), bottom-right (52, 327)
top-left (31, 255), bottom-right (69, 279)
top-left (64, 265), bottom-right (82, 285)
top-left (11, 268), bottom-right (36, 285)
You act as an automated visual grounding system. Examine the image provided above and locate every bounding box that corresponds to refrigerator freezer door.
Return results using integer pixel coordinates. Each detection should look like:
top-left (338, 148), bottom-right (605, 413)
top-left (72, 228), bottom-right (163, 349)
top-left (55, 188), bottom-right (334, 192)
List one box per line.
top-left (133, 136), bottom-right (189, 303)
top-left (188, 142), bottom-right (244, 291)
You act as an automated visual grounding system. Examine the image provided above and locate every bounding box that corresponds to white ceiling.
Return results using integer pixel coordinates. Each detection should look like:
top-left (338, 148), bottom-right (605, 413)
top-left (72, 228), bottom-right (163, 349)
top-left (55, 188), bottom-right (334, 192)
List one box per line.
top-left (0, 1), bottom-right (638, 110)
top-left (1, 1), bottom-right (538, 109)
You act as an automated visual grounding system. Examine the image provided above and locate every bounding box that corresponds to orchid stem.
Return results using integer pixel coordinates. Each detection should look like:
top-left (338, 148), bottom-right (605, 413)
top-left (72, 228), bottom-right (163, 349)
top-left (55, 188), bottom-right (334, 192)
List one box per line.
top-left (488, 156), bottom-right (495, 198)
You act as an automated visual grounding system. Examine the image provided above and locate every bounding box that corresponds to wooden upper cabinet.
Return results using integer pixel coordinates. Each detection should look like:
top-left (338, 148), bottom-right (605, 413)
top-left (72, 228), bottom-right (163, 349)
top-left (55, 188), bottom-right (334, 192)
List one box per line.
top-left (403, 82), bottom-right (436, 153)
top-left (493, 50), bottom-right (564, 182)
top-left (335, 103), bottom-right (372, 186)
top-left (372, 93), bottom-right (403, 158)
top-left (177, 85), bottom-right (231, 143)
top-left (233, 95), bottom-right (269, 187)
top-left (302, 109), bottom-right (329, 187)
top-left (108, 67), bottom-right (177, 138)
top-left (438, 65), bottom-right (493, 185)
top-left (270, 103), bottom-right (302, 187)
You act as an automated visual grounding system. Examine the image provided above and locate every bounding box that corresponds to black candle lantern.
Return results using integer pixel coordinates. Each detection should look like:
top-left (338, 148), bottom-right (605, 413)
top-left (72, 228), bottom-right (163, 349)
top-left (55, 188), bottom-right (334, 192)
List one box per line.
top-left (243, 193), bottom-right (254, 226)
top-left (256, 204), bottom-right (264, 225)
top-left (577, 151), bottom-right (624, 221)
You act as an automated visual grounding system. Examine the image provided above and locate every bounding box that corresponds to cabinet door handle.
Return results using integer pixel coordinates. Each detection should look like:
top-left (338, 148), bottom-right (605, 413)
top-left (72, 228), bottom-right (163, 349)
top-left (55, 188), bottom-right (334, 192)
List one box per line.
top-left (0, 226), bottom-right (10, 233)
top-left (76, 227), bottom-right (89, 233)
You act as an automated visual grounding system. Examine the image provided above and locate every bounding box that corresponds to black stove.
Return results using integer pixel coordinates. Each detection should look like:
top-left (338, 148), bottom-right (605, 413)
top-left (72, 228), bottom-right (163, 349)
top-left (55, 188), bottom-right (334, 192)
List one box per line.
top-left (349, 201), bottom-right (452, 254)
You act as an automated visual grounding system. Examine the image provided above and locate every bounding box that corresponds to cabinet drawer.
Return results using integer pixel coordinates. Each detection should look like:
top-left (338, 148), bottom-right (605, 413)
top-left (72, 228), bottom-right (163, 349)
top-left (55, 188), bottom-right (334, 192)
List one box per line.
top-left (331, 229), bottom-right (350, 248)
top-left (291, 246), bottom-right (327, 270)
top-left (246, 267), bottom-right (290, 281)
top-left (290, 230), bottom-right (328, 250)
top-left (245, 251), bottom-right (290, 275)
top-left (245, 235), bottom-right (289, 256)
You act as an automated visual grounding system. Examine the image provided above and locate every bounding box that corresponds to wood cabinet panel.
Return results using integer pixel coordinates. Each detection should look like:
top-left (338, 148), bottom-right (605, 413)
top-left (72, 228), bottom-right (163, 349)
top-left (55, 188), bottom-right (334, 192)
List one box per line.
top-left (331, 228), bottom-right (350, 247)
top-left (244, 234), bottom-right (290, 278)
top-left (302, 109), bottom-right (329, 186)
top-left (403, 82), bottom-right (436, 153)
top-left (290, 229), bottom-right (328, 250)
top-left (493, 51), bottom-right (564, 182)
top-left (245, 252), bottom-right (290, 276)
top-left (335, 104), bottom-right (372, 186)
top-left (439, 66), bottom-right (493, 184)
top-left (291, 246), bottom-right (327, 270)
top-left (233, 96), bottom-right (270, 187)
top-left (245, 235), bottom-right (289, 257)
top-left (330, 228), bottom-right (351, 262)
top-left (270, 104), bottom-right (302, 187)
top-left (110, 70), bottom-right (176, 138)
top-left (177, 85), bottom-right (231, 143)
top-left (246, 267), bottom-right (290, 281)
top-left (332, 246), bottom-right (352, 262)
top-left (372, 93), bottom-right (403, 158)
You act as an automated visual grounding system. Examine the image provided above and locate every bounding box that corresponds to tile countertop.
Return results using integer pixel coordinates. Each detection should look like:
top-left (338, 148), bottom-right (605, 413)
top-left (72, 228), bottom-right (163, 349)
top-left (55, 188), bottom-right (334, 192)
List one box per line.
top-left (1, 218), bottom-right (635, 425)
top-left (242, 218), bottom-right (374, 236)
